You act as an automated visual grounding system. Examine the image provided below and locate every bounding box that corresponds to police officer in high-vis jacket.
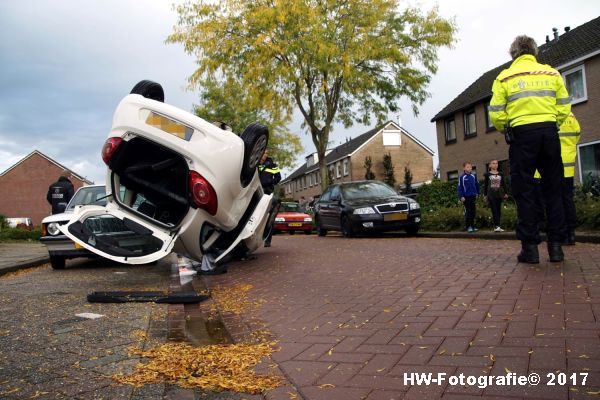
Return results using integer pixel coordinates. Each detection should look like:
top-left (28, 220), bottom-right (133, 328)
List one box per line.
top-left (258, 149), bottom-right (281, 247)
top-left (534, 113), bottom-right (581, 245)
top-left (489, 35), bottom-right (571, 264)
top-left (46, 173), bottom-right (75, 214)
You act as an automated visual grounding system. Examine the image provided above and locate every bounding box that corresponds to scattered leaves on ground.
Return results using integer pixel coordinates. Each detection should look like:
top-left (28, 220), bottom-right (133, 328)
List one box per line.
top-left (113, 342), bottom-right (281, 394)
top-left (210, 284), bottom-right (266, 315)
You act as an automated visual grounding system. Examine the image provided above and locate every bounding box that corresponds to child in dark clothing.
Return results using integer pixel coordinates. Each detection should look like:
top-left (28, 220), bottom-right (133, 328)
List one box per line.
top-left (457, 162), bottom-right (480, 233)
top-left (483, 159), bottom-right (508, 232)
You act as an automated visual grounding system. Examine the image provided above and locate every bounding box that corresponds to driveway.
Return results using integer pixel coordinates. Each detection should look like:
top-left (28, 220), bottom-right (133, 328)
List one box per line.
top-left (202, 235), bottom-right (600, 400)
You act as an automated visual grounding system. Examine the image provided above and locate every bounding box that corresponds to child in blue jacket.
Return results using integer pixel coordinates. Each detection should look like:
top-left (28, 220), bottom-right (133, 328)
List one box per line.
top-left (458, 162), bottom-right (480, 232)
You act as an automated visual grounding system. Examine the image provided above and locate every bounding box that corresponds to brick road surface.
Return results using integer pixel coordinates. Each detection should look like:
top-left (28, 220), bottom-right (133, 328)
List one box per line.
top-left (201, 235), bottom-right (600, 400)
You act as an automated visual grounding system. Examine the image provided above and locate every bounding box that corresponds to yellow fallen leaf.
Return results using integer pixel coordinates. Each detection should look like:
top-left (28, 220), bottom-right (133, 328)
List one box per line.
top-left (383, 308), bottom-right (391, 313)
top-left (505, 367), bottom-right (511, 374)
top-left (438, 349), bottom-right (446, 355)
top-left (328, 348), bottom-right (333, 356)
top-left (586, 390), bottom-right (600, 395)
top-left (377, 368), bottom-right (386, 372)
top-left (579, 354), bottom-right (590, 359)
top-left (490, 354), bottom-right (496, 361)
top-left (319, 384), bottom-right (336, 388)
top-left (487, 312), bottom-right (492, 318)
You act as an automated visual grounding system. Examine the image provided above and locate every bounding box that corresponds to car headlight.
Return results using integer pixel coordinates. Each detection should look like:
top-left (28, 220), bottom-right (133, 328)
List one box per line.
top-left (409, 202), bottom-right (420, 210)
top-left (275, 217), bottom-right (285, 222)
top-left (353, 207), bottom-right (375, 215)
top-left (46, 222), bottom-right (61, 236)
top-left (304, 217), bottom-right (313, 222)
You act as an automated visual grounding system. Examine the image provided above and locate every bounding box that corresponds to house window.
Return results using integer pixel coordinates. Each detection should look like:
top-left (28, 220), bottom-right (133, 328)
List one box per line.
top-left (343, 159), bottom-right (349, 176)
top-left (303, 176), bottom-right (307, 189)
top-left (579, 140), bottom-right (600, 181)
top-left (329, 165), bottom-right (335, 181)
top-left (484, 102), bottom-right (494, 131)
top-left (336, 162), bottom-right (341, 178)
top-left (447, 170), bottom-right (459, 181)
top-left (382, 130), bottom-right (401, 146)
top-left (464, 109), bottom-right (477, 137)
top-left (445, 118), bottom-right (456, 143)
top-left (563, 65), bottom-right (587, 104)
top-left (308, 174), bottom-right (312, 187)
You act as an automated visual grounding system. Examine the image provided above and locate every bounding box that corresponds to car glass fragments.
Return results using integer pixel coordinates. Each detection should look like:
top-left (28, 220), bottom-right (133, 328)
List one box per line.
top-left (341, 182), bottom-right (397, 200)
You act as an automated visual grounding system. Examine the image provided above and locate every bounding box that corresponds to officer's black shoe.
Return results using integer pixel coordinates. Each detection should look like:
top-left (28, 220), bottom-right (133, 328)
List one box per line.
top-left (517, 243), bottom-right (539, 264)
top-left (547, 242), bottom-right (564, 262)
top-left (564, 231), bottom-right (576, 246)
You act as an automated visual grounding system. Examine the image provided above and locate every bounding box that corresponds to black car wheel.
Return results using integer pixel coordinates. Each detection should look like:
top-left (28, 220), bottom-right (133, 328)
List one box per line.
top-left (341, 215), bottom-right (354, 238)
top-left (130, 80), bottom-right (165, 102)
top-left (240, 123), bottom-right (269, 187)
top-left (50, 256), bottom-right (66, 270)
top-left (406, 226), bottom-right (420, 236)
top-left (304, 230), bottom-right (311, 235)
top-left (316, 216), bottom-right (327, 237)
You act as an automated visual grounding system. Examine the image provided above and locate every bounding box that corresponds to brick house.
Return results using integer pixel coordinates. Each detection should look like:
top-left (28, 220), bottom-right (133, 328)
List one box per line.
top-left (281, 121), bottom-right (434, 201)
top-left (0, 150), bottom-right (94, 225)
top-left (432, 17), bottom-right (600, 183)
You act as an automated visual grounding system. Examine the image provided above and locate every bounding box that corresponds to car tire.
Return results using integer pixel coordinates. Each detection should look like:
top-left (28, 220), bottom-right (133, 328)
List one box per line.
top-left (304, 230), bottom-right (311, 235)
top-left (341, 215), bottom-right (354, 238)
top-left (130, 80), bottom-right (164, 102)
top-left (289, 231), bottom-right (295, 235)
top-left (406, 226), bottom-right (420, 236)
top-left (240, 123), bottom-right (269, 187)
top-left (50, 256), bottom-right (66, 270)
top-left (316, 216), bottom-right (327, 237)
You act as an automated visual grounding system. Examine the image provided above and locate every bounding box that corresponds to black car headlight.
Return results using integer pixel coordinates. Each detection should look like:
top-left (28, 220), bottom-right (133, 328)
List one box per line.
top-left (46, 222), bottom-right (61, 236)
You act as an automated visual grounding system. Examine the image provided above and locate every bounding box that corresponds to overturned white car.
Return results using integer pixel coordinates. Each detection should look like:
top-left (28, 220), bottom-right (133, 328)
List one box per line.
top-left (60, 81), bottom-right (275, 270)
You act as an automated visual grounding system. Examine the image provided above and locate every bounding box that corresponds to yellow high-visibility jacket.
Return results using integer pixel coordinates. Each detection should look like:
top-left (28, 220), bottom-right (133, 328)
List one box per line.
top-left (489, 54), bottom-right (571, 131)
top-left (534, 113), bottom-right (581, 178)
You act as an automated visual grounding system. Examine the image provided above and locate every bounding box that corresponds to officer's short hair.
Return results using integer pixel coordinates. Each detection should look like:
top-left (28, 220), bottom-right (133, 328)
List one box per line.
top-left (509, 35), bottom-right (538, 59)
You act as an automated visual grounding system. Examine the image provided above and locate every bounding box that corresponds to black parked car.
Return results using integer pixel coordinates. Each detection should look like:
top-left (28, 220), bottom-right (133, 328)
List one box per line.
top-left (314, 181), bottom-right (421, 237)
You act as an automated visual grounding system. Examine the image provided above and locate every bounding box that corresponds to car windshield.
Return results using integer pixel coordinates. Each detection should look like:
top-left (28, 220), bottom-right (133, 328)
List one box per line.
top-left (341, 182), bottom-right (397, 200)
top-left (66, 186), bottom-right (107, 211)
top-left (280, 203), bottom-right (301, 212)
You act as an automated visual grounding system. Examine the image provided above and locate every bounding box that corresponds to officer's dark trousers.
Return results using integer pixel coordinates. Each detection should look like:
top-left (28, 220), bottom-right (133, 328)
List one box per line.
top-left (509, 123), bottom-right (565, 244)
top-left (562, 177), bottom-right (576, 232)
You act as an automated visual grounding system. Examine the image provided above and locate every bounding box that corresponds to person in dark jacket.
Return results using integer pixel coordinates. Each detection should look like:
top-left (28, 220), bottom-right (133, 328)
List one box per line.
top-left (46, 172), bottom-right (75, 214)
top-left (457, 162), bottom-right (480, 233)
top-left (258, 149), bottom-right (281, 247)
top-left (483, 159), bottom-right (509, 232)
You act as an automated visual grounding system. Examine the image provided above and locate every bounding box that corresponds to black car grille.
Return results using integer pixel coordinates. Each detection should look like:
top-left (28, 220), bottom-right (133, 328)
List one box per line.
top-left (375, 202), bottom-right (409, 213)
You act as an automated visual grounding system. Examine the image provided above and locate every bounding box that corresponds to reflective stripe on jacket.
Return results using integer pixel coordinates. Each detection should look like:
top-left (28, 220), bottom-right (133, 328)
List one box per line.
top-left (534, 113), bottom-right (581, 178)
top-left (489, 55), bottom-right (571, 131)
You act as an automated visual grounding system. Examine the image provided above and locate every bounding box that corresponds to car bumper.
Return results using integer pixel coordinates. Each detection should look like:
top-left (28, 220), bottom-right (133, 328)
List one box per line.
top-left (274, 222), bottom-right (313, 231)
top-left (40, 235), bottom-right (95, 258)
top-left (348, 211), bottom-right (421, 232)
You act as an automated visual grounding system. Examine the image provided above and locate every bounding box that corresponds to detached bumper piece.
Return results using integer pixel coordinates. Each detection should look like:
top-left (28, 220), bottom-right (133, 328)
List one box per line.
top-left (87, 291), bottom-right (209, 304)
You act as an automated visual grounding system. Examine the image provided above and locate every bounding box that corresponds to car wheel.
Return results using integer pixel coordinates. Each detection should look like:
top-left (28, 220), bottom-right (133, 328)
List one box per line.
top-left (289, 231), bottom-right (295, 235)
top-left (406, 226), bottom-right (420, 236)
top-left (304, 230), bottom-right (311, 235)
top-left (316, 216), bottom-right (327, 237)
top-left (130, 80), bottom-right (164, 102)
top-left (50, 256), bottom-right (66, 270)
top-left (341, 215), bottom-right (354, 238)
top-left (240, 123), bottom-right (269, 187)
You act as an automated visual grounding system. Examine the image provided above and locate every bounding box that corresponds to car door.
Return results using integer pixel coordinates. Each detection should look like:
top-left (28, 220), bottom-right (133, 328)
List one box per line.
top-left (327, 186), bottom-right (343, 229)
top-left (59, 200), bottom-right (178, 264)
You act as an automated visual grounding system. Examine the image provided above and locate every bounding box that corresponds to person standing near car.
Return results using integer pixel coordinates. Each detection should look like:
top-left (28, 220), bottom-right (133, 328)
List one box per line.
top-left (258, 149), bottom-right (281, 247)
top-left (457, 162), bottom-right (480, 233)
top-left (484, 159), bottom-right (508, 232)
top-left (46, 172), bottom-right (75, 214)
top-left (489, 35), bottom-right (570, 263)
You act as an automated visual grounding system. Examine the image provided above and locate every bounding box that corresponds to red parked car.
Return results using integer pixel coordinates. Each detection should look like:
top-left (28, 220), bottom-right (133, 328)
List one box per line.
top-left (274, 202), bottom-right (313, 234)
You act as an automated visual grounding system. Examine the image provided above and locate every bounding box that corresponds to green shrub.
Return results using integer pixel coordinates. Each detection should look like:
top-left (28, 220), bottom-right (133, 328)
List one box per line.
top-left (421, 199), bottom-right (518, 231)
top-left (417, 179), bottom-right (459, 211)
top-left (0, 227), bottom-right (41, 241)
top-left (575, 196), bottom-right (600, 230)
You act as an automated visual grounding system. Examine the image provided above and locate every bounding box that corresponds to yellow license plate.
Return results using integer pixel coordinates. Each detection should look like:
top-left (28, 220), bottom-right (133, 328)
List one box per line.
top-left (383, 213), bottom-right (408, 221)
top-left (288, 222), bottom-right (303, 227)
top-left (74, 242), bottom-right (83, 249)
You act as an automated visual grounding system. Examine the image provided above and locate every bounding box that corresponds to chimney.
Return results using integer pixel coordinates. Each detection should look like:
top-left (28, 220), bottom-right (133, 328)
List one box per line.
top-left (546, 35), bottom-right (550, 44)
top-left (552, 27), bottom-right (559, 41)
top-left (397, 114), bottom-right (402, 127)
top-left (564, 26), bottom-right (570, 33)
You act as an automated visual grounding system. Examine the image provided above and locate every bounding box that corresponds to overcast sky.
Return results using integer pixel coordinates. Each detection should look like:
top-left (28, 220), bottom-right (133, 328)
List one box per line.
top-left (0, 1), bottom-right (597, 183)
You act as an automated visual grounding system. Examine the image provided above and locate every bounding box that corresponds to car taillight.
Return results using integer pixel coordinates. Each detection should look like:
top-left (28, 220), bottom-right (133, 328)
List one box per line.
top-left (101, 137), bottom-right (123, 165)
top-left (189, 171), bottom-right (217, 215)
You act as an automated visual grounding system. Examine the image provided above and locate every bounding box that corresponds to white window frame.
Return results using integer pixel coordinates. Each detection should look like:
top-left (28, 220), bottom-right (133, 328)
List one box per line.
top-left (336, 162), bottom-right (341, 178)
top-left (308, 174), bottom-right (312, 187)
top-left (303, 176), bottom-right (307, 189)
top-left (343, 159), bottom-right (349, 176)
top-left (464, 109), bottom-right (477, 137)
top-left (578, 139), bottom-right (600, 182)
top-left (562, 64), bottom-right (587, 105)
top-left (382, 130), bottom-right (402, 146)
top-left (445, 118), bottom-right (456, 142)
top-left (329, 165), bottom-right (335, 180)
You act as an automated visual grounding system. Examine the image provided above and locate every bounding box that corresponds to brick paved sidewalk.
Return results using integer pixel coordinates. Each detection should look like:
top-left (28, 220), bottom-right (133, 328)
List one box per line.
top-left (202, 235), bottom-right (600, 400)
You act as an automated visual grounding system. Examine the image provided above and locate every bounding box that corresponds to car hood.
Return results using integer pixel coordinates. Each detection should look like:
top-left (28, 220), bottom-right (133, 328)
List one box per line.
top-left (344, 195), bottom-right (408, 207)
top-left (277, 211), bottom-right (311, 218)
top-left (41, 211), bottom-right (74, 224)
